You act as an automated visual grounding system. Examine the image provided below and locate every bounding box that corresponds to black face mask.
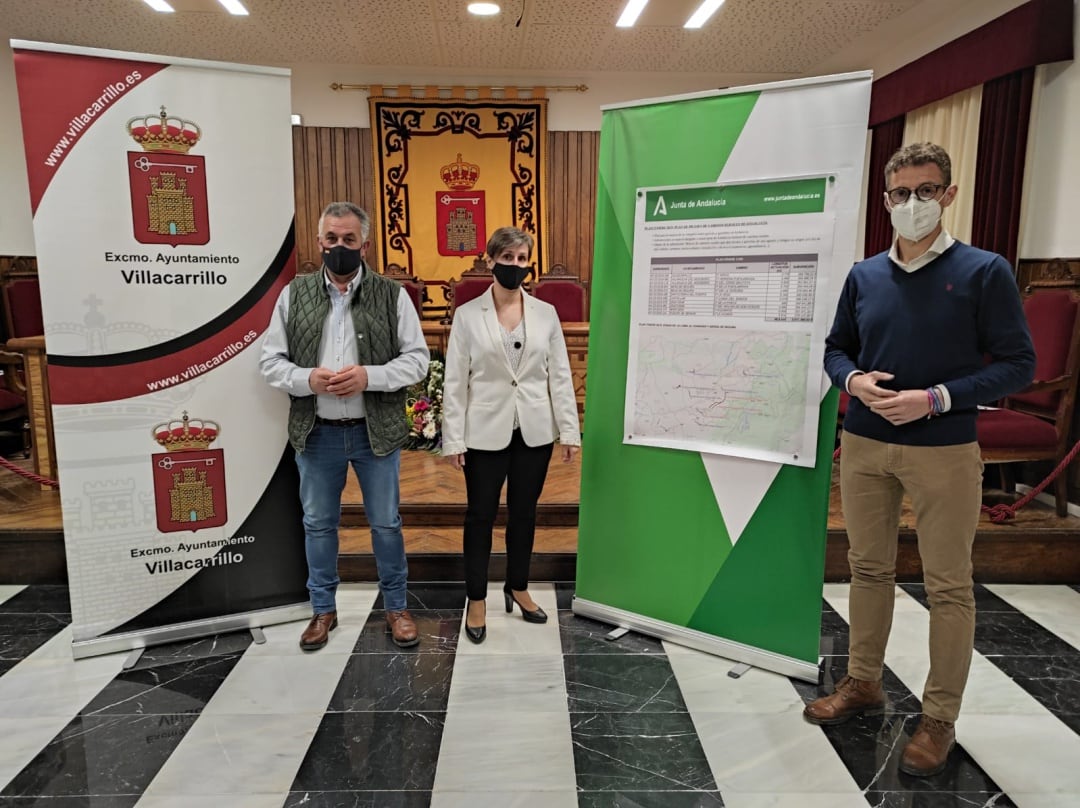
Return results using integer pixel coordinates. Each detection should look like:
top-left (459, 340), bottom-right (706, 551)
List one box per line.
top-left (323, 245), bottom-right (363, 278)
top-left (492, 262), bottom-right (530, 290)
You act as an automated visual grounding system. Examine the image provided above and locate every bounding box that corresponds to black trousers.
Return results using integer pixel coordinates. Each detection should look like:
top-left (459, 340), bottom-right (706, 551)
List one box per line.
top-left (462, 429), bottom-right (554, 601)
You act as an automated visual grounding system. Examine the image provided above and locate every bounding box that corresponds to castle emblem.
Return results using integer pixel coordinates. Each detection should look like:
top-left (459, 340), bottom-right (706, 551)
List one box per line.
top-left (126, 106), bottom-right (210, 246)
top-left (436, 153), bottom-right (486, 257)
top-left (151, 411), bottom-right (227, 533)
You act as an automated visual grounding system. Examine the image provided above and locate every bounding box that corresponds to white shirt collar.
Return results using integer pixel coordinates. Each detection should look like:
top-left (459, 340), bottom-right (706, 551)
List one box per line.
top-left (888, 229), bottom-right (955, 273)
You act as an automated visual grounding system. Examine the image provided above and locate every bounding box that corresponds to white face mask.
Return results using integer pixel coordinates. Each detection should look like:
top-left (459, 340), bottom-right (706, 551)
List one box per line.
top-left (890, 196), bottom-right (942, 242)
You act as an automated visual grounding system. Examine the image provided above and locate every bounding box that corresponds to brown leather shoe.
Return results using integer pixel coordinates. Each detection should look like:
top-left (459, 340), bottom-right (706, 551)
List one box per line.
top-left (386, 609), bottom-right (419, 647)
top-left (803, 675), bottom-right (886, 725)
top-left (299, 611), bottom-right (337, 651)
top-left (900, 715), bottom-right (956, 777)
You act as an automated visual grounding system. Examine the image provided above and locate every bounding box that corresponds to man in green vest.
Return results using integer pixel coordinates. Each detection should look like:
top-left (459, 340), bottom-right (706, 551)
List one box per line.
top-left (261, 201), bottom-right (430, 650)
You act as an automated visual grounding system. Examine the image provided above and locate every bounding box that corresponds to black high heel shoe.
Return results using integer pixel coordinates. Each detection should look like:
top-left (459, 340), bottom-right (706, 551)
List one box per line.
top-left (503, 585), bottom-right (547, 623)
top-left (464, 599), bottom-right (486, 644)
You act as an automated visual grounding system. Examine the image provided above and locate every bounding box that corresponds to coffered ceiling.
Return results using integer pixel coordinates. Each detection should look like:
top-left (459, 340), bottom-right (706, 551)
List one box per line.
top-left (0, 0), bottom-right (987, 79)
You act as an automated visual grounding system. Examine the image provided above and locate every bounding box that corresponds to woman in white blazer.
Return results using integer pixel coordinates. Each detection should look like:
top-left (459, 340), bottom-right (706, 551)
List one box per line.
top-left (441, 227), bottom-right (581, 643)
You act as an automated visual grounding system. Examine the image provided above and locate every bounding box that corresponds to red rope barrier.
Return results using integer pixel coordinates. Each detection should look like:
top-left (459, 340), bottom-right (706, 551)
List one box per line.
top-left (834, 439), bottom-right (1080, 523)
top-left (0, 455), bottom-right (59, 488)
top-left (980, 437), bottom-right (1080, 523)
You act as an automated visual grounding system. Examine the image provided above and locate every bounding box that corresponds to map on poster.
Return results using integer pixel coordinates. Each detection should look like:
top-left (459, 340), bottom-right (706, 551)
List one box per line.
top-left (624, 176), bottom-right (838, 467)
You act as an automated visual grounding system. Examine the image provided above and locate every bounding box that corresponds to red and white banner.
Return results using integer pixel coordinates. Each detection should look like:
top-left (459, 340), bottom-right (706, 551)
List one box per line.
top-left (11, 40), bottom-right (310, 656)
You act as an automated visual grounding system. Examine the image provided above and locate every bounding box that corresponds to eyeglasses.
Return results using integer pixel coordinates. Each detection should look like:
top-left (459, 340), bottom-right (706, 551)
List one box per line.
top-left (885, 183), bottom-right (947, 205)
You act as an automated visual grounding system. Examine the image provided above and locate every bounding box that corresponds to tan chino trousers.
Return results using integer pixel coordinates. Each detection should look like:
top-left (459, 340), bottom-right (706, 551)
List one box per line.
top-left (840, 430), bottom-right (983, 723)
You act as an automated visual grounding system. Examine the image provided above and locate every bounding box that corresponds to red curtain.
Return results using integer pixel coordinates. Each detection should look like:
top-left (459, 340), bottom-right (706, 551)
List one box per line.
top-left (972, 68), bottom-right (1035, 268)
top-left (868, 0), bottom-right (1071, 126)
top-left (864, 116), bottom-right (905, 258)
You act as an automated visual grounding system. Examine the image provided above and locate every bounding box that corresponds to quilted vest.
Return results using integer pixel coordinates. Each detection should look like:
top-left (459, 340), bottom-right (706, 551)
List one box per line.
top-left (285, 266), bottom-right (408, 456)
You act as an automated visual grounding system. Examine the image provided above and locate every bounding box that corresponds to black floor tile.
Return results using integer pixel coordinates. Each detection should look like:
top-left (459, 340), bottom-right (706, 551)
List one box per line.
top-left (291, 712), bottom-right (445, 791)
top-left (372, 582), bottom-right (467, 611)
top-left (353, 610), bottom-right (461, 654)
top-left (555, 581), bottom-right (576, 610)
top-left (0, 631), bottom-right (60, 661)
top-left (559, 612), bottom-right (665, 655)
top-left (0, 714), bottom-right (198, 798)
top-left (819, 711), bottom-right (1007, 794)
top-left (0, 585), bottom-right (72, 614)
top-left (570, 712), bottom-right (717, 793)
top-left (578, 792), bottom-right (724, 807)
top-left (792, 657), bottom-right (924, 714)
top-left (864, 791), bottom-right (1016, 807)
top-left (81, 652), bottom-right (247, 716)
top-left (326, 651), bottom-right (455, 712)
top-left (565, 653), bottom-right (689, 712)
top-left (0, 613), bottom-right (70, 633)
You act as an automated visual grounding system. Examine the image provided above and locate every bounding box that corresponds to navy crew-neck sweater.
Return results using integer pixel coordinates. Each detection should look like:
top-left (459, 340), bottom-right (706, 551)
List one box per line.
top-left (824, 241), bottom-right (1035, 446)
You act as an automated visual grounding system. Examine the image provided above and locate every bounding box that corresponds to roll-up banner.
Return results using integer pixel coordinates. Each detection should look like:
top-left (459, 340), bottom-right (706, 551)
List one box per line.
top-left (11, 41), bottom-right (310, 658)
top-left (576, 73), bottom-right (872, 681)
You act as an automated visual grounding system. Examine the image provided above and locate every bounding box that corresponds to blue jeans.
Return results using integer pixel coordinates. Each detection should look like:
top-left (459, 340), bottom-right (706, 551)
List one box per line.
top-left (295, 423), bottom-right (408, 613)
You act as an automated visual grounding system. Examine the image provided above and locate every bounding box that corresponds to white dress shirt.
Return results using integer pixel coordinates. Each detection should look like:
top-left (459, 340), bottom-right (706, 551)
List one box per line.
top-left (260, 266), bottom-right (430, 419)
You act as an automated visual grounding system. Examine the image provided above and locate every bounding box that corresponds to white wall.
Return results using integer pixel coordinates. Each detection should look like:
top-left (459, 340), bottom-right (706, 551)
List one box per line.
top-left (0, 37), bottom-right (35, 255)
top-left (1, 0), bottom-right (1075, 255)
top-left (288, 63), bottom-right (790, 131)
top-left (1021, 1), bottom-right (1080, 258)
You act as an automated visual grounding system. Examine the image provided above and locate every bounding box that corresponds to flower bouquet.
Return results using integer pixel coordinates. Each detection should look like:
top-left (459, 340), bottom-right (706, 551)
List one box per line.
top-left (404, 356), bottom-right (444, 452)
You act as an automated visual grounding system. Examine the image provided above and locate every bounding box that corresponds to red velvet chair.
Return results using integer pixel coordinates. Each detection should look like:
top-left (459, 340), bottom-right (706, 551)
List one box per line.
top-left (533, 263), bottom-right (588, 322)
top-left (0, 349), bottom-right (30, 457)
top-left (383, 262), bottom-right (426, 318)
top-left (444, 256), bottom-right (494, 322)
top-left (0, 257), bottom-right (44, 345)
top-left (976, 272), bottom-right (1080, 516)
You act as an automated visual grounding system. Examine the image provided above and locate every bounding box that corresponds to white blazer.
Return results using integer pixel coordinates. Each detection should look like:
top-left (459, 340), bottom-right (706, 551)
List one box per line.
top-left (441, 287), bottom-right (581, 454)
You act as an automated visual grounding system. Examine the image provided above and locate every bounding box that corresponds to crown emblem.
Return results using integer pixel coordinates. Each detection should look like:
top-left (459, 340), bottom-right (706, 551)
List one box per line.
top-left (440, 153), bottom-right (480, 190)
top-left (152, 411), bottom-right (219, 451)
top-left (127, 106), bottom-right (202, 154)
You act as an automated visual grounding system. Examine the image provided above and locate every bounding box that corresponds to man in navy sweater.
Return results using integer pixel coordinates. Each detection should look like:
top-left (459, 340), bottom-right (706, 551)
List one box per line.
top-left (804, 143), bottom-right (1035, 776)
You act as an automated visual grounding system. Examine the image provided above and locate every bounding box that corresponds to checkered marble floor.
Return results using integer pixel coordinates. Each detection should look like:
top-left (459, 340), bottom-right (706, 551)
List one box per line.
top-left (1, 581), bottom-right (1079, 806)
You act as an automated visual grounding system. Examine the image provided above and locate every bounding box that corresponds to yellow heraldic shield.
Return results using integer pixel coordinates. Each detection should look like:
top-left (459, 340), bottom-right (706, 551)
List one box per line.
top-left (151, 412), bottom-right (227, 534)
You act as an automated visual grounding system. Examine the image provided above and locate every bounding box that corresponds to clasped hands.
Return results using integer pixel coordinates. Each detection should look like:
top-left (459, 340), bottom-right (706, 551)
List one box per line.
top-left (850, 371), bottom-right (931, 426)
top-left (309, 365), bottom-right (368, 397)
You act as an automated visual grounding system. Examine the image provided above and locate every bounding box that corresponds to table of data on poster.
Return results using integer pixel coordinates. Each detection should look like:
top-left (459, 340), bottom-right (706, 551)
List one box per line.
top-left (647, 253), bottom-right (818, 322)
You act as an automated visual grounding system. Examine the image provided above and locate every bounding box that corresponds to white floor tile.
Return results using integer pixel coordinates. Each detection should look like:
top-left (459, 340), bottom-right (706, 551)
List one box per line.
top-left (430, 790), bottom-right (578, 808)
top-left (986, 584), bottom-right (1080, 650)
top-left (454, 582), bottom-right (562, 656)
top-left (432, 710), bottom-right (576, 792)
top-left (0, 628), bottom-right (125, 788)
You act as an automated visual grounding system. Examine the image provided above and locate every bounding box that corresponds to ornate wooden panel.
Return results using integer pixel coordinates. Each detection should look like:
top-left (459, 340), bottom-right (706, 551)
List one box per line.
top-left (291, 127), bottom-right (599, 300)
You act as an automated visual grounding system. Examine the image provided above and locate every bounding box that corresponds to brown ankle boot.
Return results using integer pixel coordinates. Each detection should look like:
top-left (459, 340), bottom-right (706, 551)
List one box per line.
top-left (803, 675), bottom-right (886, 725)
top-left (900, 715), bottom-right (955, 777)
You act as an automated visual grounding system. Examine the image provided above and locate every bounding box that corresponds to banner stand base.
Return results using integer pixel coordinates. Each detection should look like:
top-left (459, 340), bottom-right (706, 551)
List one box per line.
top-left (572, 596), bottom-right (819, 683)
top-left (71, 601), bottom-right (313, 660)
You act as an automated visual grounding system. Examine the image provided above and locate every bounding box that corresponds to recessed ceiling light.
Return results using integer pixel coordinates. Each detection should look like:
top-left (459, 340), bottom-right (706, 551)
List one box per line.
top-left (468, 2), bottom-right (500, 15)
top-left (685, 0), bottom-right (726, 29)
top-left (217, 0), bottom-right (249, 15)
top-left (143, 0), bottom-right (175, 12)
top-left (616, 0), bottom-right (648, 28)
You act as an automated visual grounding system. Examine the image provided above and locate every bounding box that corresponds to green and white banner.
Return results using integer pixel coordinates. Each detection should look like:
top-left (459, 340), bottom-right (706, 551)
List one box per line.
top-left (576, 73), bottom-right (872, 680)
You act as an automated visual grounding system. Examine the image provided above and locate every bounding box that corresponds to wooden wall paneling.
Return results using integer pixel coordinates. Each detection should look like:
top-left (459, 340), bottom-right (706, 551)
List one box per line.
top-left (291, 127), bottom-right (314, 273)
top-left (292, 127), bottom-right (372, 274)
top-left (547, 131), bottom-right (599, 296)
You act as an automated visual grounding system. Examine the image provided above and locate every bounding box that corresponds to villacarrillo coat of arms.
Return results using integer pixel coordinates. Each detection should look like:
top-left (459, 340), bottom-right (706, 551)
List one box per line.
top-left (151, 412), bottom-right (227, 534)
top-left (126, 106), bottom-right (210, 246)
top-left (436, 153), bottom-right (486, 257)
